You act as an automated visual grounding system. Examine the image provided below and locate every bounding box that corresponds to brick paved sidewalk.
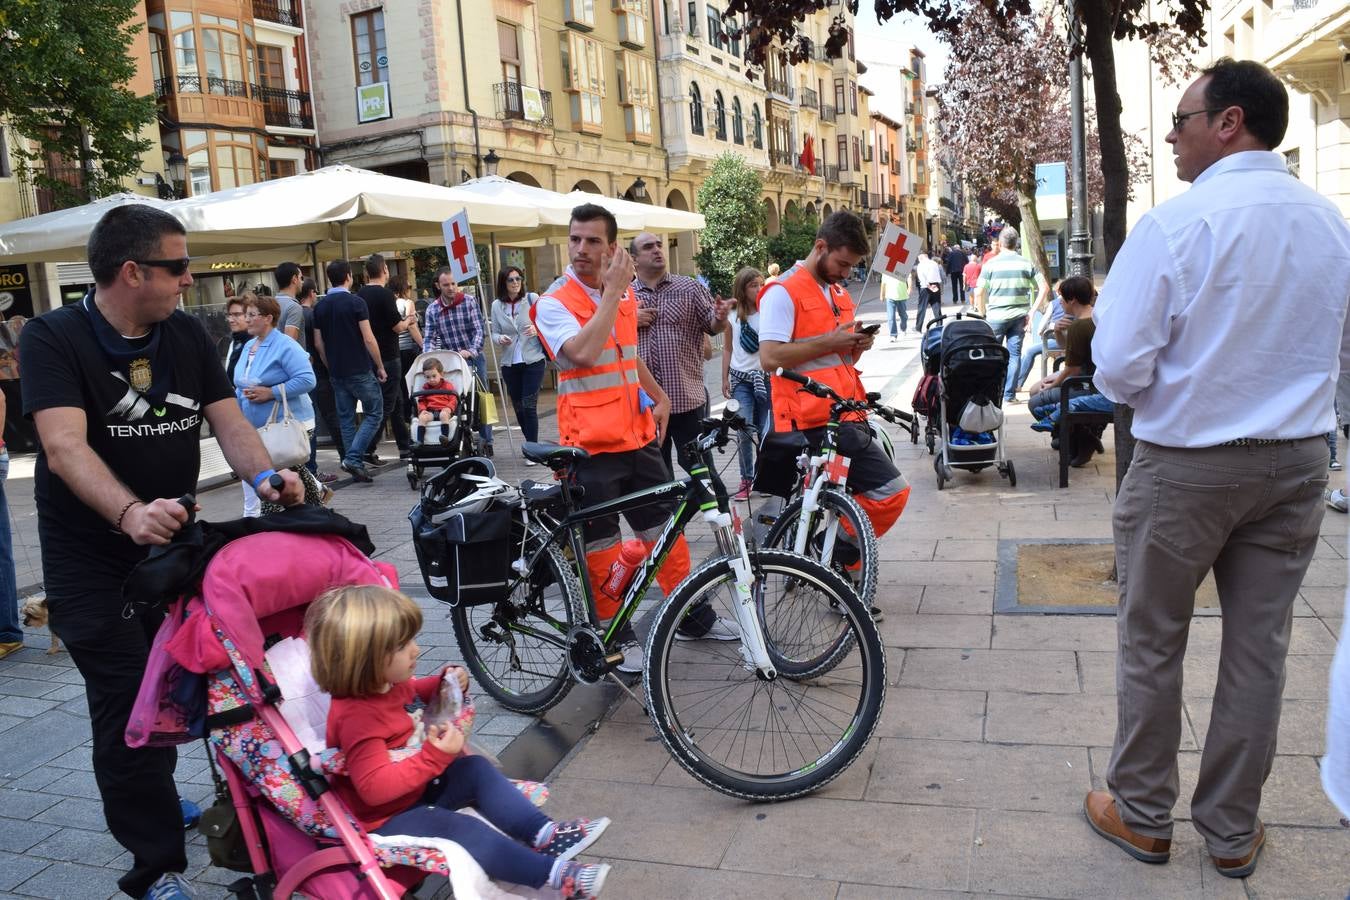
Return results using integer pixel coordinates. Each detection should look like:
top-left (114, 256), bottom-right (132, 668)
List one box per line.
top-left (1, 291), bottom-right (1346, 897)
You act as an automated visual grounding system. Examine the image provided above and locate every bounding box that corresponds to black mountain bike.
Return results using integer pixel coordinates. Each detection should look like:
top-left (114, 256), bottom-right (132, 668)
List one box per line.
top-left (449, 403), bottom-right (886, 800)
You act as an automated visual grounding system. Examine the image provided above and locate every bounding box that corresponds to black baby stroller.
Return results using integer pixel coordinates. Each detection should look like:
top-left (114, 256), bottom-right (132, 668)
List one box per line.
top-left (911, 313), bottom-right (1016, 489)
top-left (404, 350), bottom-right (482, 489)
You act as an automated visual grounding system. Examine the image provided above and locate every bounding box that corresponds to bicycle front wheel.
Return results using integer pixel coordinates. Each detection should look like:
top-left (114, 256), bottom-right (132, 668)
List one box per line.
top-left (451, 537), bottom-right (580, 715)
top-left (763, 488), bottom-right (878, 609)
top-left (643, 550), bottom-right (886, 801)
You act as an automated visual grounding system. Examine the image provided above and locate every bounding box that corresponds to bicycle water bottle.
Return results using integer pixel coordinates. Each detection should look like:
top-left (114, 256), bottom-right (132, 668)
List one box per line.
top-left (601, 540), bottom-right (648, 605)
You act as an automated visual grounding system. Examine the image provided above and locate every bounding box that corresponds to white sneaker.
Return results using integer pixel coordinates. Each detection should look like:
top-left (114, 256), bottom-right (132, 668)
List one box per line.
top-left (524, 458), bottom-right (537, 467)
top-left (1326, 488), bottom-right (1348, 513)
top-left (674, 616), bottom-right (740, 642)
top-left (614, 641), bottom-right (643, 674)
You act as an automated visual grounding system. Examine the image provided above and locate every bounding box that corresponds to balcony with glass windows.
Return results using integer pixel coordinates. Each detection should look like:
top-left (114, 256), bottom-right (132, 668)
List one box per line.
top-left (769, 147), bottom-right (795, 170)
top-left (764, 76), bottom-right (794, 101)
top-left (253, 0), bottom-right (301, 28)
top-left (826, 164), bottom-right (839, 181)
top-left (867, 192), bottom-right (881, 209)
top-left (493, 82), bottom-right (555, 129)
top-left (819, 104), bottom-right (836, 123)
top-left (800, 87), bottom-right (818, 109)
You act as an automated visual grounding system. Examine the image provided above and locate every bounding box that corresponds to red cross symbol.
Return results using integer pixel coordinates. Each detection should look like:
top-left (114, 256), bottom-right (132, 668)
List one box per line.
top-left (882, 233), bottom-right (911, 273)
top-left (449, 220), bottom-right (471, 272)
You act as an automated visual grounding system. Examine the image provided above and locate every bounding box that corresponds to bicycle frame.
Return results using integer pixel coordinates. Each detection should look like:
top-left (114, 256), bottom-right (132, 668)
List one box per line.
top-left (790, 405), bottom-right (857, 561)
top-left (503, 424), bottom-right (777, 676)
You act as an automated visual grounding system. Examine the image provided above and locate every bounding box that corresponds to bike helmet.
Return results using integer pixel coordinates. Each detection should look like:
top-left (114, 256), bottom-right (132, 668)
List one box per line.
top-left (868, 417), bottom-right (896, 464)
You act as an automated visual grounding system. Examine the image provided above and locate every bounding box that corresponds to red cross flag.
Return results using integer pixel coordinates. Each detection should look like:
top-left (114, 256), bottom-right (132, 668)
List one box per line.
top-left (870, 222), bottom-right (921, 281)
top-left (441, 211), bottom-right (479, 284)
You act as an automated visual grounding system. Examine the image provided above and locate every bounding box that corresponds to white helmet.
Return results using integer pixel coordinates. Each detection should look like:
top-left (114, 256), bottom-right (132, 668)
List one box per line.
top-left (868, 417), bottom-right (895, 464)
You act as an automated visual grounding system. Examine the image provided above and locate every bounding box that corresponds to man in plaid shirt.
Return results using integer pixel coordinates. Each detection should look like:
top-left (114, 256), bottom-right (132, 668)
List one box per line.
top-left (631, 232), bottom-right (731, 475)
top-left (423, 267), bottom-right (492, 453)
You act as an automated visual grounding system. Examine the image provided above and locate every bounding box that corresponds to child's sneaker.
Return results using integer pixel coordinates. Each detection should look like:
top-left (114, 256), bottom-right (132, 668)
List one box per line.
top-left (536, 817), bottom-right (611, 860)
top-left (555, 861), bottom-right (610, 899)
top-left (179, 797), bottom-right (201, 830)
top-left (733, 478), bottom-right (752, 501)
top-left (143, 872), bottom-right (194, 900)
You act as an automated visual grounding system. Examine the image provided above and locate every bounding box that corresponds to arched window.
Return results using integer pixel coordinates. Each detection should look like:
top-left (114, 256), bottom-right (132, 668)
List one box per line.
top-left (732, 97), bottom-right (744, 144)
top-left (690, 82), bottom-right (704, 135)
top-left (751, 103), bottom-right (763, 149)
top-left (713, 90), bottom-right (727, 140)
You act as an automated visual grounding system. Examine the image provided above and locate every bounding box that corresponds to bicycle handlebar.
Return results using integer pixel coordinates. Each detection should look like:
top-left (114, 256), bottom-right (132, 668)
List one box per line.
top-left (774, 368), bottom-right (914, 425)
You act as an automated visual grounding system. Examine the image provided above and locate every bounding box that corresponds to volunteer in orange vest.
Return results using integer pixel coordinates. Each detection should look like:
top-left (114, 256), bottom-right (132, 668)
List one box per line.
top-left (532, 204), bottom-right (738, 674)
top-left (758, 211), bottom-right (912, 621)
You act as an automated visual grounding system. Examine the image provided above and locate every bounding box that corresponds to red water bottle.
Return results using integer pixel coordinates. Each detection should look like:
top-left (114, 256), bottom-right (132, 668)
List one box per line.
top-left (601, 540), bottom-right (648, 604)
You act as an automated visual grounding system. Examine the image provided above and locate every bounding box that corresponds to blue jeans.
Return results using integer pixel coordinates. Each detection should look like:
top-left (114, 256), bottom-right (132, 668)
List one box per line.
top-left (886, 298), bottom-right (908, 336)
top-left (989, 315), bottom-right (1028, 400)
top-left (500, 360), bottom-right (546, 443)
top-left (331, 371), bottom-right (385, 469)
top-left (1018, 335), bottom-right (1061, 390)
top-left (1032, 388), bottom-right (1113, 425)
top-left (0, 450), bottom-right (18, 643)
top-left (374, 755), bottom-right (552, 888)
top-left (729, 372), bottom-right (771, 482)
top-left (470, 354), bottom-right (493, 445)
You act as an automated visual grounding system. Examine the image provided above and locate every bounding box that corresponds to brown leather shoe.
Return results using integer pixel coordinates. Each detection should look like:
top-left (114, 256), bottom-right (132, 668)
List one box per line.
top-left (1083, 790), bottom-right (1171, 863)
top-left (1211, 824), bottom-right (1265, 879)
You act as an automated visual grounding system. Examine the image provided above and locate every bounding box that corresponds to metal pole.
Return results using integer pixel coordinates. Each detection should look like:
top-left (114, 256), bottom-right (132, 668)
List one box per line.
top-left (340, 221), bottom-right (351, 263)
top-left (1067, 0), bottom-right (1092, 278)
top-left (475, 269), bottom-right (518, 460)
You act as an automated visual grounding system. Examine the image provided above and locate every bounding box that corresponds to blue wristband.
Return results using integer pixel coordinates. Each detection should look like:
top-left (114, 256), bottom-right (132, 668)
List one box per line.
top-left (251, 468), bottom-right (278, 491)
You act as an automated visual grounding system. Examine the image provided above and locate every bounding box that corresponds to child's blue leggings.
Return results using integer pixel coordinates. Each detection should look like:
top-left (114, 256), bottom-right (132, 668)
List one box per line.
top-left (374, 754), bottom-right (553, 887)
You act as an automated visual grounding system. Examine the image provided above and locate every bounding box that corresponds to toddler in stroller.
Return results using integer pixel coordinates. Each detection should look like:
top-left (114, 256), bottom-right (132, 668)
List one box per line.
top-left (416, 357), bottom-right (461, 443)
top-left (307, 584), bottom-right (612, 898)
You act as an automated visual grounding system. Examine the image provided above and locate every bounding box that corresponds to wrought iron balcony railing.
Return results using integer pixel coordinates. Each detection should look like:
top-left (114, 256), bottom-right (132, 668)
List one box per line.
top-left (257, 86), bottom-right (314, 129)
top-left (493, 82), bottom-right (554, 127)
top-left (253, 0), bottom-right (301, 27)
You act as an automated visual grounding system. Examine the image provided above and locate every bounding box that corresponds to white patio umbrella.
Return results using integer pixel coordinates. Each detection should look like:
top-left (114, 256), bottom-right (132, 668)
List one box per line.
top-left (561, 190), bottom-right (705, 232)
top-left (0, 165), bottom-right (544, 264)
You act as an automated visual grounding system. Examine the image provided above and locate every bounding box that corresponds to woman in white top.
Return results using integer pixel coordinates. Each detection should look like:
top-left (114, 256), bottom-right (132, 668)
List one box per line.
top-left (489, 266), bottom-right (547, 448)
top-left (721, 267), bottom-right (770, 501)
top-left (392, 275), bottom-right (422, 418)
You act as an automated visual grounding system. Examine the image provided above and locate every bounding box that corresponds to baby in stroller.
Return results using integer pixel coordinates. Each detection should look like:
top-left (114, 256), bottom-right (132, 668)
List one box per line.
top-left (416, 357), bottom-right (460, 444)
top-left (307, 584), bottom-right (612, 899)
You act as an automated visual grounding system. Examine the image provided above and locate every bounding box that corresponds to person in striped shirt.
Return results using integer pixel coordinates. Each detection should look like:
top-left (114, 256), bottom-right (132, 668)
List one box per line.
top-left (973, 227), bottom-right (1049, 401)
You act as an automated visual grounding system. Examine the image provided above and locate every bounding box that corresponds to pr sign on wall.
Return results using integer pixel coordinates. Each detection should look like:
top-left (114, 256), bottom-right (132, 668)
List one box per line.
top-left (0, 265), bottom-right (35, 319)
top-left (356, 82), bottom-right (392, 123)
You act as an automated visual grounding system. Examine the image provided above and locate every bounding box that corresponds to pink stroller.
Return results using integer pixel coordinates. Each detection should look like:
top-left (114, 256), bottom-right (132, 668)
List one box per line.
top-left (128, 530), bottom-right (547, 899)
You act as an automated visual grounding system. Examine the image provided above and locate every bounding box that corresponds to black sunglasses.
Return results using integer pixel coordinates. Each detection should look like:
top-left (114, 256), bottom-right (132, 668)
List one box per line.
top-left (1170, 107), bottom-right (1224, 130)
top-left (135, 258), bottom-right (192, 277)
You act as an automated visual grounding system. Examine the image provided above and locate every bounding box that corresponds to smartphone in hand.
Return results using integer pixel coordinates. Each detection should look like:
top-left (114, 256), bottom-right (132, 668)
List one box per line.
top-left (855, 322), bottom-right (881, 335)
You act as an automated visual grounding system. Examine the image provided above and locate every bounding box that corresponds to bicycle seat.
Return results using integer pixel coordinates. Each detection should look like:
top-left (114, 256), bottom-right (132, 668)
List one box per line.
top-left (522, 442), bottom-right (591, 470)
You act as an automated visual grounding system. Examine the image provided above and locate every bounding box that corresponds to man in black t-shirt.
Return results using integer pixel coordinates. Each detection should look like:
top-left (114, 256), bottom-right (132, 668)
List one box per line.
top-left (357, 253), bottom-right (412, 458)
top-left (313, 259), bottom-right (386, 482)
top-left (20, 206), bottom-right (303, 900)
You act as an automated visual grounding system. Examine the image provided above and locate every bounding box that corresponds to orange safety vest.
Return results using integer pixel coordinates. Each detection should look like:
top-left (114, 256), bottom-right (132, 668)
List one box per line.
top-left (767, 263), bottom-right (867, 432)
top-left (531, 274), bottom-right (655, 454)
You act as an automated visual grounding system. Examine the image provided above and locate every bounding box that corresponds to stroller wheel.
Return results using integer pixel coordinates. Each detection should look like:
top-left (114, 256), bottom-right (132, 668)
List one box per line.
top-left (925, 432), bottom-right (935, 455)
top-left (935, 456), bottom-right (946, 490)
top-left (910, 416), bottom-right (919, 444)
top-left (1005, 460), bottom-right (1017, 488)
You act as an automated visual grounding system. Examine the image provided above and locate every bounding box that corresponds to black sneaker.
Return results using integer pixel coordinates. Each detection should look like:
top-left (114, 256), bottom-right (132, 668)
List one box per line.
top-left (811, 532), bottom-right (861, 569)
top-left (535, 817), bottom-right (611, 860)
top-left (364, 452), bottom-right (383, 466)
top-left (483, 443), bottom-right (494, 458)
top-left (341, 462), bottom-right (373, 483)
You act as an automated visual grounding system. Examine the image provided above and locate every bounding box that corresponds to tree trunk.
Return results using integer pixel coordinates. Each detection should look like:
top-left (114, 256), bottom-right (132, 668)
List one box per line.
top-left (1016, 184), bottom-right (1052, 290)
top-left (1080, 0), bottom-right (1128, 269)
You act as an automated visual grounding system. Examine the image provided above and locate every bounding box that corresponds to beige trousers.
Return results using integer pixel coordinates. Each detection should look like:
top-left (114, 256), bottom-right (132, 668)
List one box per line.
top-left (1107, 437), bottom-right (1328, 857)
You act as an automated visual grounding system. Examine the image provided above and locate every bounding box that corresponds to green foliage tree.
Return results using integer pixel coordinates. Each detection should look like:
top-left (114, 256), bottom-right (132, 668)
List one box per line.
top-left (694, 153), bottom-right (767, 297)
top-left (0, 0), bottom-right (157, 208)
top-left (766, 207), bottom-right (820, 272)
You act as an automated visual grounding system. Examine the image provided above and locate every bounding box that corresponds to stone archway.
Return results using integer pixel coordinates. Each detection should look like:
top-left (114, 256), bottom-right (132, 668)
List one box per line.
top-left (822, 203), bottom-right (834, 219)
top-left (507, 171), bottom-right (541, 187)
top-left (784, 199), bottom-right (799, 222)
top-left (667, 189), bottom-right (695, 275)
top-left (763, 197), bottom-right (780, 237)
top-left (572, 179), bottom-right (603, 194)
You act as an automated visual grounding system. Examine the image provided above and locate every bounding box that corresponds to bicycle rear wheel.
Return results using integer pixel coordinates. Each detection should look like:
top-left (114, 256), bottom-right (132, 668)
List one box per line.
top-left (643, 550), bottom-right (886, 801)
top-left (451, 536), bottom-right (580, 714)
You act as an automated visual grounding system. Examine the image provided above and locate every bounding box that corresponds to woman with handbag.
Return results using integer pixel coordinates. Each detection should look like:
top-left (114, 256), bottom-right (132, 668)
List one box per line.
top-left (489, 266), bottom-right (546, 452)
top-left (720, 267), bottom-right (771, 501)
top-left (234, 293), bottom-right (323, 516)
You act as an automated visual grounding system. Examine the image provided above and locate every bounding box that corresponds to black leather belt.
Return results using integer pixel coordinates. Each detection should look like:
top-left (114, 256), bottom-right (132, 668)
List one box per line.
top-left (1220, 438), bottom-right (1297, 447)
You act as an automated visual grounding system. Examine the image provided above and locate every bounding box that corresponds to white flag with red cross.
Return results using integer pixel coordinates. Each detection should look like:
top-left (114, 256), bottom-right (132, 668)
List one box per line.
top-left (870, 222), bottom-right (921, 281)
top-left (441, 211), bottom-right (479, 284)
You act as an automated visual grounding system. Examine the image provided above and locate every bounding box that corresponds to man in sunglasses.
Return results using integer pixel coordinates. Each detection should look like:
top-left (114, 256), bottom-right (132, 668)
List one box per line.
top-left (1086, 59), bottom-right (1350, 880)
top-left (18, 204), bottom-right (304, 900)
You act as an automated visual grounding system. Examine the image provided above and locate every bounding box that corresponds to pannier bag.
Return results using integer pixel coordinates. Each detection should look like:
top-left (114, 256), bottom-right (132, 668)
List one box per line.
top-left (411, 503), bottom-right (513, 606)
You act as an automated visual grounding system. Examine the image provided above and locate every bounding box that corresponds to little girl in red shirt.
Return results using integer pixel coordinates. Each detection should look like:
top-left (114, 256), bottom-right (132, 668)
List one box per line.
top-left (305, 585), bottom-right (611, 898)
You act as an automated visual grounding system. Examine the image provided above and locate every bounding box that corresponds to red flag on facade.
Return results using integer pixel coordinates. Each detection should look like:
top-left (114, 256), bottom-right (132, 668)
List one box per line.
top-left (799, 135), bottom-right (815, 173)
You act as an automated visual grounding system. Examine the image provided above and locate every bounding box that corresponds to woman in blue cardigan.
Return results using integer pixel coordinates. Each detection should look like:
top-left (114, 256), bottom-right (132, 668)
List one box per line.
top-left (234, 292), bottom-right (321, 515)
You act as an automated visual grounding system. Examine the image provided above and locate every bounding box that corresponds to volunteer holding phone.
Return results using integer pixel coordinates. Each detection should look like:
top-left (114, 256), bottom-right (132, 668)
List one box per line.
top-left (530, 204), bottom-right (737, 675)
top-left (758, 212), bottom-right (912, 617)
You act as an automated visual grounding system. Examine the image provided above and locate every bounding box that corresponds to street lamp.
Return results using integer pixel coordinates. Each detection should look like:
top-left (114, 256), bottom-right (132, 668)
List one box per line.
top-left (631, 177), bottom-right (649, 201)
top-left (482, 149), bottom-right (500, 177)
top-left (164, 151), bottom-right (187, 198)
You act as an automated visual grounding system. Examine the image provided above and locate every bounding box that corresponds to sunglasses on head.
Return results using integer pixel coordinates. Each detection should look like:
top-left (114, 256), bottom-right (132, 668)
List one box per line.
top-left (136, 257), bottom-right (192, 277)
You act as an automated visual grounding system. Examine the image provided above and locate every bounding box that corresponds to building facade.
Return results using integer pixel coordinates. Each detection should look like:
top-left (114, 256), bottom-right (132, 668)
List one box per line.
top-left (1114, 0), bottom-right (1349, 229)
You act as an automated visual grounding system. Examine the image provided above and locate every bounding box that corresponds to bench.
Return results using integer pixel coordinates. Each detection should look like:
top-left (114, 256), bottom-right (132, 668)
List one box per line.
top-left (1058, 375), bottom-right (1115, 488)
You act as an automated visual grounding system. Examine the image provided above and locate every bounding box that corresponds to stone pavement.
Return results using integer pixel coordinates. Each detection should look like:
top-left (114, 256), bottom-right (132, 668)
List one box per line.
top-left (1, 289), bottom-right (1347, 897)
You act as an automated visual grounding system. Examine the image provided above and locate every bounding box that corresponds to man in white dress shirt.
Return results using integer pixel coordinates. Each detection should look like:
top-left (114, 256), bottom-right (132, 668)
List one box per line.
top-left (1083, 58), bottom-right (1350, 879)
